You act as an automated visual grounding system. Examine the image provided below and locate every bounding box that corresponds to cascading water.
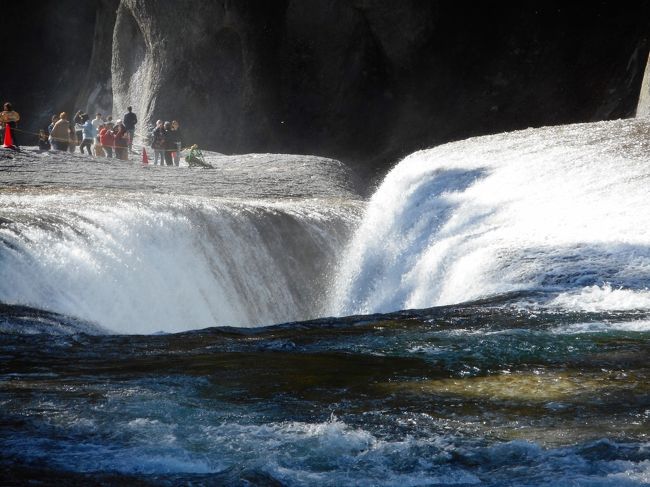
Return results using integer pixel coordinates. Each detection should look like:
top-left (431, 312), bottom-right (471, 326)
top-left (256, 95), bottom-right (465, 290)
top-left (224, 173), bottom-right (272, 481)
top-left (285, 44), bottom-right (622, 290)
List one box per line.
top-left (330, 118), bottom-right (650, 316)
top-left (1, 124), bottom-right (649, 486)
top-left (0, 193), bottom-right (360, 334)
top-left (0, 151), bottom-right (363, 333)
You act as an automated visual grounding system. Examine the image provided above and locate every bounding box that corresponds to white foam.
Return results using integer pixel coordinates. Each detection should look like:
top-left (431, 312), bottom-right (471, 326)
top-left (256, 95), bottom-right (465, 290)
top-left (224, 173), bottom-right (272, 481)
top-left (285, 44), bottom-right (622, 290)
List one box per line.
top-left (0, 192), bottom-right (360, 333)
top-left (606, 460), bottom-right (650, 484)
top-left (551, 320), bottom-right (650, 334)
top-left (330, 119), bottom-right (650, 316)
top-left (548, 284), bottom-right (650, 312)
top-left (5, 414), bottom-right (648, 485)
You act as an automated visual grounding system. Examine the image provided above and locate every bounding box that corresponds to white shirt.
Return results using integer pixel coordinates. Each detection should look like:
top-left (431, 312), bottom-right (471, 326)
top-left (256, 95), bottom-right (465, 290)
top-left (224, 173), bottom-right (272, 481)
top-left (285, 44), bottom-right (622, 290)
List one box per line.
top-left (92, 118), bottom-right (103, 131)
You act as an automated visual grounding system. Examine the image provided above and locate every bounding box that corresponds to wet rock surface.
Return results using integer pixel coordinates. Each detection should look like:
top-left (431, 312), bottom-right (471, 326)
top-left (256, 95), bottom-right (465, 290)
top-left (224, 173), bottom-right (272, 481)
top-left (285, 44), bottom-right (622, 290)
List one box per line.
top-left (0, 147), bottom-right (363, 200)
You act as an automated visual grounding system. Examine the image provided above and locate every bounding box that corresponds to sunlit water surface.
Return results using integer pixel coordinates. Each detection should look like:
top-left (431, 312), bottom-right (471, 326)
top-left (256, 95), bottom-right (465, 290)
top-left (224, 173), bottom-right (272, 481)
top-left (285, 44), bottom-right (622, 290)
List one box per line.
top-left (1, 121), bottom-right (650, 485)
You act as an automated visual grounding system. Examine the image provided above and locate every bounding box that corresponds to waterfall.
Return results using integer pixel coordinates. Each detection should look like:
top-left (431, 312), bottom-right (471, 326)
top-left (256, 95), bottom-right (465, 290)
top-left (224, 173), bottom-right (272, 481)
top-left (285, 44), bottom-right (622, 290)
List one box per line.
top-left (0, 191), bottom-right (361, 333)
top-left (329, 119), bottom-right (650, 315)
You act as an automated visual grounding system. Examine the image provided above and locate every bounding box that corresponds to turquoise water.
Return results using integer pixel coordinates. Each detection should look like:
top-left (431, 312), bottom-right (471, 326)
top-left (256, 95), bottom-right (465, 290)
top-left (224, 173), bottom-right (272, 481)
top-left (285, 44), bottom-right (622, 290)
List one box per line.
top-left (1, 300), bottom-right (648, 485)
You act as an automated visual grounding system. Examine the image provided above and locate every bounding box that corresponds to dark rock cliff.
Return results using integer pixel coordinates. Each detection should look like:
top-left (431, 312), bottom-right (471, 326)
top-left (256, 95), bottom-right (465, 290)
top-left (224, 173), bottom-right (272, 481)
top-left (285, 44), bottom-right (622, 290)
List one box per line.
top-left (76, 0), bottom-right (121, 119)
top-left (111, 0), bottom-right (287, 155)
top-left (2, 1), bottom-right (99, 131)
top-left (4, 1), bottom-right (650, 175)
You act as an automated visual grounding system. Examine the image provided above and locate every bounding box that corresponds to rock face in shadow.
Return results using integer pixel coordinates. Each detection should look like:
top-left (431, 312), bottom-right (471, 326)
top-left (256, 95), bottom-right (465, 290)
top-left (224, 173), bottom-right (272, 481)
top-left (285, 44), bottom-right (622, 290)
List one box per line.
top-left (4, 2), bottom-right (650, 174)
top-left (109, 1), bottom-right (650, 175)
top-left (1, 0), bottom-right (100, 137)
top-left (75, 0), bottom-right (121, 120)
top-left (111, 0), bottom-right (286, 154)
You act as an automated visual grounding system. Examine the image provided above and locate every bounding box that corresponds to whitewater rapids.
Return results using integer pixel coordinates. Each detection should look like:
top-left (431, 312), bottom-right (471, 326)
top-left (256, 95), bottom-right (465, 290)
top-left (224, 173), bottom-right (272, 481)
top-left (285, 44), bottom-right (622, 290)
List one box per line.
top-left (0, 150), bottom-right (363, 333)
top-left (331, 118), bottom-right (650, 316)
top-left (3, 118), bottom-right (650, 334)
top-left (1, 120), bottom-right (649, 486)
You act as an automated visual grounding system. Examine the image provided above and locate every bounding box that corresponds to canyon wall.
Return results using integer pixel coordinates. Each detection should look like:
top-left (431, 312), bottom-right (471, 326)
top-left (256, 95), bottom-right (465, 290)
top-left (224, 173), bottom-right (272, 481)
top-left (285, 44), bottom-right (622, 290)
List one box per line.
top-left (4, 1), bottom-right (649, 174)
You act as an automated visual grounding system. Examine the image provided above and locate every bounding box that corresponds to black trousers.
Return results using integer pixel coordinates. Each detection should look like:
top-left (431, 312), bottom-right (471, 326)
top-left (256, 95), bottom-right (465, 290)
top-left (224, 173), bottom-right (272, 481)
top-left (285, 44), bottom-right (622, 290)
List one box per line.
top-left (80, 139), bottom-right (93, 155)
top-left (52, 141), bottom-right (68, 151)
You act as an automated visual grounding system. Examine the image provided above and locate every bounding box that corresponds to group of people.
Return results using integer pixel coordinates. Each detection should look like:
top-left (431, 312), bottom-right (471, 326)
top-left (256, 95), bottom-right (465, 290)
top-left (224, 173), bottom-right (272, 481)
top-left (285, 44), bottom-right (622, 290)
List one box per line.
top-left (1, 101), bottom-right (185, 166)
top-left (150, 119), bottom-right (183, 166)
top-left (44, 106), bottom-right (138, 161)
top-left (43, 108), bottom-right (183, 166)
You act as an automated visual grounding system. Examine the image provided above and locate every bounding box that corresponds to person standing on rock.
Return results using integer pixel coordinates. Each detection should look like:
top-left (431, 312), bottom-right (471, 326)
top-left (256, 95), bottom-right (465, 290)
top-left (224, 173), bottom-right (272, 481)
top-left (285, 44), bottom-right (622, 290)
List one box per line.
top-left (73, 111), bottom-right (85, 153)
top-left (113, 120), bottom-right (129, 160)
top-left (47, 114), bottom-right (59, 136)
top-left (94, 124), bottom-right (106, 157)
top-left (151, 120), bottom-right (165, 166)
top-left (92, 113), bottom-right (103, 132)
top-left (123, 106), bottom-right (137, 153)
top-left (99, 123), bottom-right (114, 158)
top-left (163, 121), bottom-right (175, 166)
top-left (50, 112), bottom-right (71, 152)
top-left (68, 124), bottom-right (77, 153)
top-left (91, 113), bottom-right (103, 150)
top-left (79, 114), bottom-right (96, 156)
top-left (171, 120), bottom-right (183, 166)
top-left (38, 130), bottom-right (50, 151)
top-left (0, 102), bottom-right (21, 148)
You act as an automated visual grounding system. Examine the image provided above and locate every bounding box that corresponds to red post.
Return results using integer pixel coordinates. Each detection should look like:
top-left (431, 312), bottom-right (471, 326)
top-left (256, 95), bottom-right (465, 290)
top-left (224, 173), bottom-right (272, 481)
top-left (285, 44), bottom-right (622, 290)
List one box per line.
top-left (142, 147), bottom-right (149, 165)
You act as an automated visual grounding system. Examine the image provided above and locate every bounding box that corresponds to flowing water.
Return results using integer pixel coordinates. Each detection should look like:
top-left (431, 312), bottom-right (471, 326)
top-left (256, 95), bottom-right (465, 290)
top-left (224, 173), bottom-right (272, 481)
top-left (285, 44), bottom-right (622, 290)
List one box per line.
top-left (1, 120), bottom-right (649, 486)
top-left (0, 151), bottom-right (362, 333)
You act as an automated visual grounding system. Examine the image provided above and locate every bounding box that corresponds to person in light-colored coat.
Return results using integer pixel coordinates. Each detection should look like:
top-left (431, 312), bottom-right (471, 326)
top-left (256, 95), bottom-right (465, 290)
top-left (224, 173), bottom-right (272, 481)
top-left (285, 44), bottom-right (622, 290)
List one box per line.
top-left (50, 112), bottom-right (71, 152)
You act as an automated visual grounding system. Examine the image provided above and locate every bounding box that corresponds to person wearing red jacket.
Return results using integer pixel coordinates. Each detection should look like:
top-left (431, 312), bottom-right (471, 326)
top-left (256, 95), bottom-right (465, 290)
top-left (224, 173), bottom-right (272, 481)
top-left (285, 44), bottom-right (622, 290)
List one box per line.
top-left (99, 124), bottom-right (115, 158)
top-left (113, 121), bottom-right (129, 160)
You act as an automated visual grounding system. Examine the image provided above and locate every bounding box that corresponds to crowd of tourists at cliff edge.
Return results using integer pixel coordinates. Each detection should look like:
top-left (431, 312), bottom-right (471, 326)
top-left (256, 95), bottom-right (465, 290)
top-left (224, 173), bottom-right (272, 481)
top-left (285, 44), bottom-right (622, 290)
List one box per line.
top-left (1, 102), bottom-right (185, 166)
top-left (45, 109), bottom-right (133, 160)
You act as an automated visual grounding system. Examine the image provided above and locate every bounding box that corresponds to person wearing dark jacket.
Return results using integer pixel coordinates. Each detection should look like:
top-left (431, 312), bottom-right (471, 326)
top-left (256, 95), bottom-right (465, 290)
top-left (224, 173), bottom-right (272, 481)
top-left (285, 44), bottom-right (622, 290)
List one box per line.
top-left (114, 121), bottom-right (129, 160)
top-left (163, 121), bottom-right (174, 166)
top-left (171, 120), bottom-right (183, 166)
top-left (47, 114), bottom-right (58, 136)
top-left (73, 111), bottom-right (84, 153)
top-left (151, 120), bottom-right (165, 166)
top-left (123, 106), bottom-right (137, 153)
top-left (38, 130), bottom-right (51, 151)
